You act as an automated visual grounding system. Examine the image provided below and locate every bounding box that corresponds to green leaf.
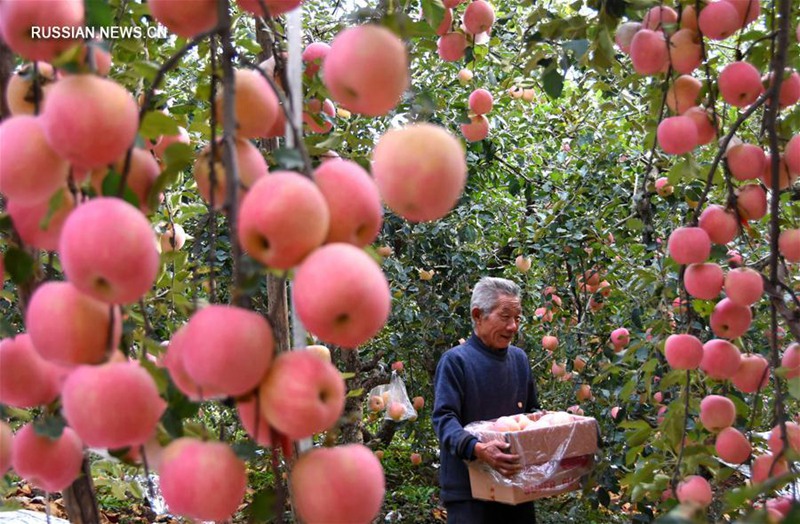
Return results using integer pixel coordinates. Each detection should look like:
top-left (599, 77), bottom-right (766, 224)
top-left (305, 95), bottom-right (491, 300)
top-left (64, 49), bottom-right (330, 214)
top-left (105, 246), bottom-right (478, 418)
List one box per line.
top-left (346, 388), bottom-right (365, 398)
top-left (542, 68), bottom-right (564, 99)
top-left (101, 170), bottom-right (141, 209)
top-left (273, 147), bottom-right (305, 171)
top-left (231, 440), bottom-right (260, 461)
top-left (247, 487), bottom-right (277, 522)
top-left (84, 0), bottom-right (114, 28)
top-left (422, 0), bottom-right (446, 32)
top-left (140, 111), bottom-right (180, 140)
top-left (5, 247), bottom-right (35, 285)
top-left (563, 39), bottom-right (590, 60)
top-left (33, 415), bottom-right (67, 439)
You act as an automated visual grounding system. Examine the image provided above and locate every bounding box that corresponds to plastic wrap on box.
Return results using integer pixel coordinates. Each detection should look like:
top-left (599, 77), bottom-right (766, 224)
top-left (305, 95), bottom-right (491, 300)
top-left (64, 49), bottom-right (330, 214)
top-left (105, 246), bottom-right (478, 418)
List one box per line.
top-left (366, 371), bottom-right (418, 422)
top-left (464, 411), bottom-right (599, 504)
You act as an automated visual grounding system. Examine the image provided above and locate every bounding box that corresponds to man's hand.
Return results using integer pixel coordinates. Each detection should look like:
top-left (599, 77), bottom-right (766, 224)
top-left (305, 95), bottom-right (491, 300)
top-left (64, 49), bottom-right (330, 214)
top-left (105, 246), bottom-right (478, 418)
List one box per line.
top-left (474, 440), bottom-right (522, 478)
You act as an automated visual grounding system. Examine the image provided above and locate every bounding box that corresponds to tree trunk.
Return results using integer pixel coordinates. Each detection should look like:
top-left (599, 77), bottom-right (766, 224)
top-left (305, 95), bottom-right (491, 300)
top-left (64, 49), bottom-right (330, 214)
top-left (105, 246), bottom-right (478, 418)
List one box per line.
top-left (0, 36), bottom-right (14, 119)
top-left (62, 457), bottom-right (100, 524)
top-left (339, 348), bottom-right (365, 444)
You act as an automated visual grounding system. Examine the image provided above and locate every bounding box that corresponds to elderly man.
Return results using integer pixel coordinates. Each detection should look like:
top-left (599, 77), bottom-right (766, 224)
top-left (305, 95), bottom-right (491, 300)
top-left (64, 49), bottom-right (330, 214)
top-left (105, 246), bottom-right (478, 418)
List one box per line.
top-left (432, 276), bottom-right (539, 523)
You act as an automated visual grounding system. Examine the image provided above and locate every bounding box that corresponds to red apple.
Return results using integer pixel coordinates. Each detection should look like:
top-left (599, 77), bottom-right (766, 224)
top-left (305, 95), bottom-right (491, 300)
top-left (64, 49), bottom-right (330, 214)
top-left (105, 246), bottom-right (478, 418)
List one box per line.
top-left (700, 339), bottom-right (742, 379)
top-left (11, 423), bottom-right (84, 492)
top-left (700, 394), bottom-right (736, 431)
top-left (61, 361), bottom-right (166, 449)
top-left (372, 123), bottom-right (467, 223)
top-left (58, 197), bottom-right (160, 305)
top-left (0, 334), bottom-right (65, 408)
top-left (259, 351), bottom-right (345, 439)
top-left (238, 171), bottom-right (330, 269)
top-left (323, 25), bottom-right (408, 116)
top-left (160, 438), bottom-right (247, 522)
top-left (291, 444), bottom-right (385, 524)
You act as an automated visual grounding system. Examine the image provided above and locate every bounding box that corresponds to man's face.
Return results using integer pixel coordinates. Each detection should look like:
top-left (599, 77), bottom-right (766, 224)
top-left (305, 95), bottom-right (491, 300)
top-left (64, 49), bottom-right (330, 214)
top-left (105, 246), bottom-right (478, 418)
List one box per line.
top-left (473, 294), bottom-right (522, 350)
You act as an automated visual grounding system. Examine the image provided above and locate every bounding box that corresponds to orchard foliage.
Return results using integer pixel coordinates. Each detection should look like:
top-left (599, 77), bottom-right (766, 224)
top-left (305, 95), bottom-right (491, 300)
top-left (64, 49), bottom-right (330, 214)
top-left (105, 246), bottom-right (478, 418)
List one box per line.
top-left (0, 0), bottom-right (799, 523)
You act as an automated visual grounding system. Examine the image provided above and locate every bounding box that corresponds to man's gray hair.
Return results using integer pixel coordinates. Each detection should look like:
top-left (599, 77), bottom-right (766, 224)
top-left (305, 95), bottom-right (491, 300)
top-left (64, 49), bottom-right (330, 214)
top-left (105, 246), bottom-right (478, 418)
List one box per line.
top-left (470, 277), bottom-right (521, 326)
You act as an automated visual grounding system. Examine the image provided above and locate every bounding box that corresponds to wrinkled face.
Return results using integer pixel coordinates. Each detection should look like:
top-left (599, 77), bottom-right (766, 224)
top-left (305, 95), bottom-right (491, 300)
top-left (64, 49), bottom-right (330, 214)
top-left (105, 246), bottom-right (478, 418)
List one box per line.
top-left (473, 294), bottom-right (522, 350)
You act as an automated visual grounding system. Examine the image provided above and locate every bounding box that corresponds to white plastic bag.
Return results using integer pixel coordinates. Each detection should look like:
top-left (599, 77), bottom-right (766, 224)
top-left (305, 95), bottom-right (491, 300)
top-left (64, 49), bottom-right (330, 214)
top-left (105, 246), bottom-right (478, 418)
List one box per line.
top-left (365, 371), bottom-right (417, 422)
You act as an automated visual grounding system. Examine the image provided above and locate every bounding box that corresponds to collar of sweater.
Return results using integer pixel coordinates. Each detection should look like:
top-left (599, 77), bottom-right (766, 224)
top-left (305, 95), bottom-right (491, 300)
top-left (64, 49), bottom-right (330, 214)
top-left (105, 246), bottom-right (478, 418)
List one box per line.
top-left (469, 333), bottom-right (509, 360)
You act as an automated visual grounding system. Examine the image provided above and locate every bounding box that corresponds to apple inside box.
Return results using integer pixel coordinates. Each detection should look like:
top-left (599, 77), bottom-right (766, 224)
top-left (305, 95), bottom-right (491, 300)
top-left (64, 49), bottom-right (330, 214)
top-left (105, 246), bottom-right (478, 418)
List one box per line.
top-left (465, 411), bottom-right (599, 505)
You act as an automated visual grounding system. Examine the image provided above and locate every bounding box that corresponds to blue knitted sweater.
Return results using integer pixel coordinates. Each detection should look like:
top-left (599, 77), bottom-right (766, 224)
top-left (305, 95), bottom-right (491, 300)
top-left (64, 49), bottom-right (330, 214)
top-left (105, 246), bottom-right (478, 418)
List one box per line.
top-left (432, 333), bottom-right (539, 503)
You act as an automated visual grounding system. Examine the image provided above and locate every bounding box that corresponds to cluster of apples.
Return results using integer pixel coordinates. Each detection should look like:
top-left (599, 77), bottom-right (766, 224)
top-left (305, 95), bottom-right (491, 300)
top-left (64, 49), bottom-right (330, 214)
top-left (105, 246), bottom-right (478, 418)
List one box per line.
top-left (577, 268), bottom-right (611, 313)
top-left (367, 392), bottom-right (424, 422)
top-left (616, 1), bottom-right (800, 166)
top-left (490, 411), bottom-right (575, 432)
top-left (0, 2), bottom-right (474, 524)
top-left (434, 0), bottom-right (496, 63)
top-left (461, 88), bottom-right (494, 142)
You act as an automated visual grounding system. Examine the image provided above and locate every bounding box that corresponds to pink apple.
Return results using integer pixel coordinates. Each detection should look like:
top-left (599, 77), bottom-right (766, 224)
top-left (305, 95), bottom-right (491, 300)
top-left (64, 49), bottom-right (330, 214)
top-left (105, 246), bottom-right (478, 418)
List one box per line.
top-left (162, 325), bottom-right (225, 401)
top-left (731, 354), bottom-right (769, 393)
top-left (303, 98), bottom-right (336, 134)
top-left (710, 297), bottom-right (752, 339)
top-left (58, 197), bottom-right (160, 304)
top-left (237, 0), bottom-right (302, 17)
top-left (302, 41), bottom-right (331, 77)
top-left (684, 263), bottom-right (724, 300)
top-left (461, 114), bottom-right (490, 142)
top-left (667, 29), bottom-right (702, 75)
top-left (724, 267), bottom-right (763, 306)
top-left (215, 69), bottom-right (280, 139)
top-left (542, 335), bottom-right (558, 352)
top-left (26, 281), bottom-right (122, 366)
top-left (665, 334), bottom-right (704, 370)
top-left (238, 171), bottom-right (330, 269)
top-left (698, 204), bottom-right (738, 244)
top-left (676, 475), bottom-right (714, 508)
top-left (667, 76), bottom-right (702, 115)
top-left (7, 188), bottom-right (75, 251)
top-left (180, 305), bottom-right (274, 397)
top-left (767, 421), bottom-right (800, 455)
top-left (779, 229), bottom-right (800, 262)
top-left (291, 444), bottom-right (385, 524)
top-left (751, 453), bottom-right (788, 484)
top-left (0, 116), bottom-right (70, 204)
top-left (11, 423), bottom-right (84, 492)
top-left (193, 137), bottom-right (268, 210)
top-left (62, 361), bottom-right (166, 449)
top-left (782, 342), bottom-right (800, 379)
top-left (40, 75), bottom-right (138, 168)
top-left (684, 106), bottom-right (717, 145)
top-left (723, 0), bottom-right (760, 27)
top-left (148, 0), bottom-right (217, 38)
top-left (668, 226), bottom-right (711, 265)
top-left (437, 32), bottom-right (468, 62)
top-left (630, 30), bottom-right (668, 76)
top-left (700, 394), bottom-right (736, 431)
top-left (313, 159), bottom-right (383, 247)
top-left (698, 1), bottom-right (741, 40)
top-left (715, 426), bottom-right (751, 464)
top-left (293, 243), bottom-right (391, 349)
top-left (614, 22), bottom-right (641, 54)
top-left (372, 123), bottom-right (467, 223)
top-left (736, 184), bottom-right (767, 221)
top-left (259, 351), bottom-right (345, 439)
top-left (700, 339), bottom-right (742, 379)
top-left (786, 134), bottom-right (799, 174)
top-left (469, 89), bottom-right (493, 115)
top-left (610, 328), bottom-right (629, 348)
top-left (657, 116), bottom-right (697, 155)
top-left (718, 61), bottom-right (763, 108)
top-left (323, 25), bottom-right (408, 116)
top-left (237, 394), bottom-right (272, 446)
top-left (727, 143), bottom-right (766, 180)
top-left (159, 438), bottom-right (247, 522)
top-left (0, 0), bottom-right (84, 61)
top-left (463, 0), bottom-right (494, 34)
top-left (0, 334), bottom-right (65, 408)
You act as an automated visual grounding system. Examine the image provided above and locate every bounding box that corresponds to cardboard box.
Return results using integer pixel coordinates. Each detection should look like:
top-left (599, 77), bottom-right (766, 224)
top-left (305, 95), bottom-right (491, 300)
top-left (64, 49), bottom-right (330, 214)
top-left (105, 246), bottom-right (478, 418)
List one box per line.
top-left (466, 413), bottom-right (599, 505)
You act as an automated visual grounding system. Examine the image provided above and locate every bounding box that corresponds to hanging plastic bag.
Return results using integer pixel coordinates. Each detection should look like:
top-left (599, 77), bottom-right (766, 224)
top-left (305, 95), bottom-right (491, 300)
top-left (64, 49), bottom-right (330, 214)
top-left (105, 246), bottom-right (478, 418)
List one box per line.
top-left (365, 371), bottom-right (417, 422)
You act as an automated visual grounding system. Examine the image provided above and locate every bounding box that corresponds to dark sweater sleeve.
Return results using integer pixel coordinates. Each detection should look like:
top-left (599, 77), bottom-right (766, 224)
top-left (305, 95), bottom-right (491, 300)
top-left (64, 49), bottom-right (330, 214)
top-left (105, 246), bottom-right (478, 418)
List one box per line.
top-left (432, 353), bottom-right (479, 461)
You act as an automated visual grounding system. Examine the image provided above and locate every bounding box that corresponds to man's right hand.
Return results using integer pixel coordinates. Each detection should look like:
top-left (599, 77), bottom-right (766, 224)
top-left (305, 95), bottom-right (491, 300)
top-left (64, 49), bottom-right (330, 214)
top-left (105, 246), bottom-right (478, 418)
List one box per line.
top-left (474, 440), bottom-right (522, 478)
